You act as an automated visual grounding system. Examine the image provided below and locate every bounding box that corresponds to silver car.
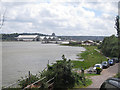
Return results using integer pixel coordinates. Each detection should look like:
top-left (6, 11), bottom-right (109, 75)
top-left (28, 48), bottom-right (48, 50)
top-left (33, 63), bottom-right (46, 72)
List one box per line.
top-left (102, 61), bottom-right (109, 69)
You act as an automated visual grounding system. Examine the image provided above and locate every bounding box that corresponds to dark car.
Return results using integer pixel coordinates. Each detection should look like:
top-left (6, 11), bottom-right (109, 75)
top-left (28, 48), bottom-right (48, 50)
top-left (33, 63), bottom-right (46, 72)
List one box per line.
top-left (102, 61), bottom-right (109, 69)
top-left (108, 59), bottom-right (114, 66)
top-left (113, 58), bottom-right (119, 63)
top-left (100, 78), bottom-right (120, 90)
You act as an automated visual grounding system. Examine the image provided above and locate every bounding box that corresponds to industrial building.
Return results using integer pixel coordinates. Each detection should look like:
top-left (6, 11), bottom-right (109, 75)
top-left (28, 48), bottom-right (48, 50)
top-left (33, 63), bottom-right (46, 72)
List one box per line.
top-left (16, 35), bottom-right (39, 41)
top-left (39, 36), bottom-right (61, 43)
top-left (16, 35), bottom-right (61, 43)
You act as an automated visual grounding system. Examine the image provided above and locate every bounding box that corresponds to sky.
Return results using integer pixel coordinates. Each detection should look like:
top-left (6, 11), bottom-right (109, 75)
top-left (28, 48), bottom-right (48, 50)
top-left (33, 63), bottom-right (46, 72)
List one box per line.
top-left (0, 0), bottom-right (119, 36)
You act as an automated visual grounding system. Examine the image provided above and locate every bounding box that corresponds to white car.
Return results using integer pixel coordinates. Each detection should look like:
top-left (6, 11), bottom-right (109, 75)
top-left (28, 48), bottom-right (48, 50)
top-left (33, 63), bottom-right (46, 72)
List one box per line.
top-left (87, 67), bottom-right (96, 74)
top-left (93, 64), bottom-right (103, 70)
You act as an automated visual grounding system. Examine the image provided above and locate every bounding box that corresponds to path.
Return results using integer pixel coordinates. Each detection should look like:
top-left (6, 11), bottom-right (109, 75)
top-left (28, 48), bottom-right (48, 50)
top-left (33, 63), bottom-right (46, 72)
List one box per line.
top-left (87, 63), bottom-right (119, 88)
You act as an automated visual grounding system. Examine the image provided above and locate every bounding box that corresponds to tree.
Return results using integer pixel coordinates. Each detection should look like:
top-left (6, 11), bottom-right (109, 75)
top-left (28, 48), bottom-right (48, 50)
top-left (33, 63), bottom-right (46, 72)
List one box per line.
top-left (18, 74), bottom-right (39, 89)
top-left (18, 55), bottom-right (88, 89)
top-left (99, 35), bottom-right (118, 57)
top-left (52, 33), bottom-right (56, 36)
top-left (41, 55), bottom-right (76, 89)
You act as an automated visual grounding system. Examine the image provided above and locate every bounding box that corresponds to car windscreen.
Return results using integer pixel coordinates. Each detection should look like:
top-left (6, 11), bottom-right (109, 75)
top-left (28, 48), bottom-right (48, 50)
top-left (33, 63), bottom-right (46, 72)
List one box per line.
top-left (103, 62), bottom-right (107, 64)
top-left (95, 65), bottom-right (100, 67)
top-left (109, 80), bottom-right (120, 88)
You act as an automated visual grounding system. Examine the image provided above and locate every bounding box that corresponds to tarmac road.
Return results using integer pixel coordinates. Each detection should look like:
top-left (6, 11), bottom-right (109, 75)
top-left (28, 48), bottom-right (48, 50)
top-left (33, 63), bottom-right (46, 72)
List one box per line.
top-left (87, 63), bottom-right (119, 88)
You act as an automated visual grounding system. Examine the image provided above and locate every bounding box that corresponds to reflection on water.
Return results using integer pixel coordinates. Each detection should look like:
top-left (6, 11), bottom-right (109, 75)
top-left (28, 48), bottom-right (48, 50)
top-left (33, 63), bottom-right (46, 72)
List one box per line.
top-left (2, 42), bottom-right (85, 86)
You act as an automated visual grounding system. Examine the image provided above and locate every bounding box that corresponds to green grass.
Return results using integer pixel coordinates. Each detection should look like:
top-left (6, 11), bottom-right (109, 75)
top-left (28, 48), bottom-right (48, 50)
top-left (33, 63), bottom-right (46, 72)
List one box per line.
top-left (60, 44), bottom-right (85, 47)
top-left (73, 78), bottom-right (92, 88)
top-left (71, 46), bottom-right (107, 69)
top-left (114, 73), bottom-right (120, 78)
top-left (85, 73), bottom-right (100, 77)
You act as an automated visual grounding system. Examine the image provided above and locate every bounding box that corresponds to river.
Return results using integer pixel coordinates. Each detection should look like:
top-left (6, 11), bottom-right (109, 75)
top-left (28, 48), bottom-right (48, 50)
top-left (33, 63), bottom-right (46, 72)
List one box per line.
top-left (2, 42), bottom-right (85, 86)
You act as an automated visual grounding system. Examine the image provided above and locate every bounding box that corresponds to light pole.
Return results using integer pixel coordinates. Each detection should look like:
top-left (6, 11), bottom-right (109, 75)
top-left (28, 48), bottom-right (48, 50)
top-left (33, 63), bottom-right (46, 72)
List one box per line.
top-left (115, 1), bottom-right (120, 78)
top-left (115, 15), bottom-right (120, 60)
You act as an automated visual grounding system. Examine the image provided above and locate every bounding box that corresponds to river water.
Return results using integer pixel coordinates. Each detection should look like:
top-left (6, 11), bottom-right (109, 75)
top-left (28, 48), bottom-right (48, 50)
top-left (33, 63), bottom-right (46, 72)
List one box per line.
top-left (2, 42), bottom-right (85, 86)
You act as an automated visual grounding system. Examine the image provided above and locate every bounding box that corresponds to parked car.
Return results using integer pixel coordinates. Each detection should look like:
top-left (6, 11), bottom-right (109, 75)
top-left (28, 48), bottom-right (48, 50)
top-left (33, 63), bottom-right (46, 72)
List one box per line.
top-left (102, 61), bottom-right (109, 69)
top-left (108, 59), bottom-right (114, 66)
top-left (93, 64), bottom-right (103, 70)
top-left (113, 58), bottom-right (119, 63)
top-left (87, 67), bottom-right (96, 74)
top-left (93, 64), bottom-right (103, 74)
top-left (100, 78), bottom-right (120, 90)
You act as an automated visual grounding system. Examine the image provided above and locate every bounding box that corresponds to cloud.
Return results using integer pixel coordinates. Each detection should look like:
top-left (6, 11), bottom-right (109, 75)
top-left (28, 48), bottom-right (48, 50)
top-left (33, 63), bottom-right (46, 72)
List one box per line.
top-left (1, 1), bottom-right (118, 36)
top-left (2, 0), bottom-right (120, 2)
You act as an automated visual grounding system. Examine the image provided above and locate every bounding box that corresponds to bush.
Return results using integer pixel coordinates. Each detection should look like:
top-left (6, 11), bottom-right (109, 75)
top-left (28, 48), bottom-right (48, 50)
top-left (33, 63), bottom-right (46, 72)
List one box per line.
top-left (96, 67), bottom-right (102, 74)
top-left (18, 74), bottom-right (39, 89)
top-left (99, 35), bottom-right (118, 57)
top-left (41, 55), bottom-right (76, 89)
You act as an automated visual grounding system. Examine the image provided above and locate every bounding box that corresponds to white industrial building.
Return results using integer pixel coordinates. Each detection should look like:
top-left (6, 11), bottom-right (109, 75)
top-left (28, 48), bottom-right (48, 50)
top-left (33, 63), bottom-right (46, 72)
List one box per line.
top-left (39, 36), bottom-right (61, 43)
top-left (16, 35), bottom-right (61, 43)
top-left (16, 35), bottom-right (39, 41)
top-left (39, 36), bottom-right (59, 41)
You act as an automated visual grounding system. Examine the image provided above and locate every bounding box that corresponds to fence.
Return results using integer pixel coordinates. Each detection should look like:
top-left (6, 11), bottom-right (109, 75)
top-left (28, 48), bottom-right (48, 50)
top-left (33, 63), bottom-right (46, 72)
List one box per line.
top-left (2, 66), bottom-right (48, 89)
top-left (2, 76), bottom-right (29, 89)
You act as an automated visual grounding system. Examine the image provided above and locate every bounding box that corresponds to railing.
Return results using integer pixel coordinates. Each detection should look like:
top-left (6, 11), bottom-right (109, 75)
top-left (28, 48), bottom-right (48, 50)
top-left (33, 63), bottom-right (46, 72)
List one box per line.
top-left (2, 66), bottom-right (48, 89)
top-left (23, 76), bottom-right (46, 90)
top-left (46, 77), bottom-right (55, 84)
top-left (2, 76), bottom-right (29, 89)
top-left (46, 77), bottom-right (55, 89)
top-left (2, 65), bottom-right (56, 89)
top-left (23, 76), bottom-right (55, 89)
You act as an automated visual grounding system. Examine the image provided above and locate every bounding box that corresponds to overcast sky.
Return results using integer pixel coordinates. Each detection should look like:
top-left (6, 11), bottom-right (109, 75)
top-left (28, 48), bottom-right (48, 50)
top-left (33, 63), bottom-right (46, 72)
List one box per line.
top-left (1, 0), bottom-right (119, 36)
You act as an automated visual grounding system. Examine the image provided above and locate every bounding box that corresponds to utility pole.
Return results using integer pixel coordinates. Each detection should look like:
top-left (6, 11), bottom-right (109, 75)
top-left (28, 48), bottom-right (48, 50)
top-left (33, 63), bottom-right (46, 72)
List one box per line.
top-left (115, 15), bottom-right (120, 59)
top-left (118, 2), bottom-right (120, 78)
top-left (0, 9), bottom-right (7, 29)
top-left (115, 1), bottom-right (120, 78)
top-left (28, 71), bottom-right (31, 83)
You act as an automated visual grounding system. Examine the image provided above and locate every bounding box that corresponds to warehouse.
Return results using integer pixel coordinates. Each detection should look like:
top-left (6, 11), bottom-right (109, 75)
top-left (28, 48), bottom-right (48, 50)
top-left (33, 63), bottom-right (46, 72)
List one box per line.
top-left (17, 35), bottom-right (39, 41)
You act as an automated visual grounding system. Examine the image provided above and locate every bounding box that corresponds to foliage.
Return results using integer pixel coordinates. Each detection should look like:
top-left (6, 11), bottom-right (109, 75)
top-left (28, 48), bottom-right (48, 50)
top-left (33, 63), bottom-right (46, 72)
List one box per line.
top-left (40, 55), bottom-right (93, 89)
top-left (85, 73), bottom-right (100, 77)
top-left (69, 41), bottom-right (82, 46)
top-left (114, 73), bottom-right (120, 78)
top-left (99, 35), bottom-right (118, 57)
top-left (18, 55), bottom-right (92, 89)
top-left (72, 46), bottom-right (107, 69)
top-left (2, 33), bottom-right (19, 41)
top-left (96, 67), bottom-right (102, 74)
top-left (74, 78), bottom-right (92, 88)
top-left (41, 55), bottom-right (76, 89)
top-left (18, 74), bottom-right (39, 89)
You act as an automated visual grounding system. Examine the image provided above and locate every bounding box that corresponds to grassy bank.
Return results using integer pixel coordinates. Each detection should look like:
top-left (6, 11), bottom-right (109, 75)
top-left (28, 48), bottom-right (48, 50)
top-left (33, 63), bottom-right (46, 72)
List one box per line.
top-left (73, 78), bottom-right (92, 88)
top-left (71, 46), bottom-right (107, 69)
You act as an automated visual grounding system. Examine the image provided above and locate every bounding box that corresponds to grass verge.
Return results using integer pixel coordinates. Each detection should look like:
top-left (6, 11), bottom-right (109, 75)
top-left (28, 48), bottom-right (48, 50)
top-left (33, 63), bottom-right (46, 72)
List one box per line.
top-left (114, 73), bottom-right (120, 78)
top-left (71, 46), bottom-right (107, 69)
top-left (85, 73), bottom-right (100, 77)
top-left (74, 78), bottom-right (92, 88)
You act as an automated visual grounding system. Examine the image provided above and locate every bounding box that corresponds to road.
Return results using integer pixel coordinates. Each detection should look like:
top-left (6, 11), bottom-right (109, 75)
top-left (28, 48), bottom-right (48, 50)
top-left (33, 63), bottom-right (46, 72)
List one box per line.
top-left (87, 63), bottom-right (119, 88)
